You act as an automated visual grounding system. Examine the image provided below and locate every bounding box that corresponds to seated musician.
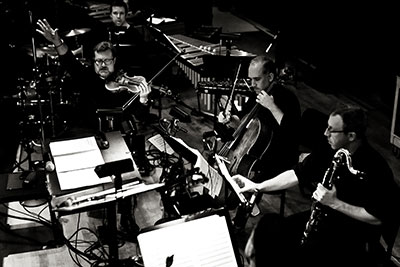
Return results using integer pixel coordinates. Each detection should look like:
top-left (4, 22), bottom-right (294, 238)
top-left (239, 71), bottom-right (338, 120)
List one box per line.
top-left (217, 55), bottom-right (301, 224)
top-left (37, 19), bottom-right (154, 239)
top-left (108, 0), bottom-right (147, 71)
top-left (233, 105), bottom-right (400, 267)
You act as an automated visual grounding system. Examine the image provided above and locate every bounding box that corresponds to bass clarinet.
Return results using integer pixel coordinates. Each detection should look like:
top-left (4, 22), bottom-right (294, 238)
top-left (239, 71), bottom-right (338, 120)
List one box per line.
top-left (300, 148), bottom-right (365, 246)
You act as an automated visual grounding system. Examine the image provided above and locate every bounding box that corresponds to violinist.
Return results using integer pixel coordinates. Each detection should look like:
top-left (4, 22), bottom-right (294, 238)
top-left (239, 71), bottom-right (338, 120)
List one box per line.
top-left (37, 19), bottom-right (153, 240)
top-left (217, 56), bottom-right (301, 220)
top-left (36, 19), bottom-right (152, 130)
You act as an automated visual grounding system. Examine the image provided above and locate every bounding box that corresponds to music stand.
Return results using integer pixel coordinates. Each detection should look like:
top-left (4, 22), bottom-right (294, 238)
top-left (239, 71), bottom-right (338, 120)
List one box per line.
top-left (94, 158), bottom-right (135, 266)
top-left (137, 208), bottom-right (244, 267)
top-left (152, 125), bottom-right (197, 165)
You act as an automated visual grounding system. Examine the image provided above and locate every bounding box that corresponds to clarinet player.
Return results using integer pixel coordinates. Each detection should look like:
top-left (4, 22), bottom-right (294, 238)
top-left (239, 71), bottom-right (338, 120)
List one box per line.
top-left (232, 104), bottom-right (400, 267)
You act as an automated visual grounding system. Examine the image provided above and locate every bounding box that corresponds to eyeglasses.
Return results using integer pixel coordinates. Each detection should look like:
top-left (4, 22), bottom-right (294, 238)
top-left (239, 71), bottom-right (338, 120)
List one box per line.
top-left (325, 126), bottom-right (345, 134)
top-left (94, 58), bottom-right (114, 66)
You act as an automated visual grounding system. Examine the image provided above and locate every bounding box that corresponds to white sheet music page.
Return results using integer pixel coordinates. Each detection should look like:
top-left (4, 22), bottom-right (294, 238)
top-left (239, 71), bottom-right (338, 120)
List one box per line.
top-left (214, 155), bottom-right (247, 204)
top-left (147, 134), bottom-right (175, 155)
top-left (171, 137), bottom-right (223, 198)
top-left (50, 136), bottom-right (111, 190)
top-left (138, 214), bottom-right (238, 267)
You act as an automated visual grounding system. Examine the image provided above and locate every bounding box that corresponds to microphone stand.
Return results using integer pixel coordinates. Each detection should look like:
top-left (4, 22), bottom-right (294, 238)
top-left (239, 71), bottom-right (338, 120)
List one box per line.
top-left (28, 9), bottom-right (47, 170)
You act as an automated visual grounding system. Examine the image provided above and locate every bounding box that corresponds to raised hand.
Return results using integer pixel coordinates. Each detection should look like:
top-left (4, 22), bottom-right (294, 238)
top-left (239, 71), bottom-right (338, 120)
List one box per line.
top-left (36, 19), bottom-right (62, 45)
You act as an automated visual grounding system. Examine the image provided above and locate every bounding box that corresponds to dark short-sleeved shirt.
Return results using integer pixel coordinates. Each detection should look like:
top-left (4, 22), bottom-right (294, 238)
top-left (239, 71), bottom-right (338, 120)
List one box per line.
top-left (294, 141), bottom-right (397, 244)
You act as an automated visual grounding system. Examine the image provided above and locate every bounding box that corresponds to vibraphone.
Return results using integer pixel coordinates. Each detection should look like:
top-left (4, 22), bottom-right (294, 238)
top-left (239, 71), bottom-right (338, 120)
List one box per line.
top-left (168, 34), bottom-right (255, 115)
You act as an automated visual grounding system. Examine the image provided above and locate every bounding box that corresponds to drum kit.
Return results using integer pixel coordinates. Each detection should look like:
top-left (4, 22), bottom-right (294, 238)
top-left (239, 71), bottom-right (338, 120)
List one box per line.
top-left (16, 27), bottom-right (91, 139)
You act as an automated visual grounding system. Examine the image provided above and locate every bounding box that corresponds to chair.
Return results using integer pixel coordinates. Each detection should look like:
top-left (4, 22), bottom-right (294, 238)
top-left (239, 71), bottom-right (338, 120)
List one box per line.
top-left (380, 219), bottom-right (400, 266)
top-left (367, 217), bottom-right (400, 267)
top-left (368, 184), bottom-right (400, 267)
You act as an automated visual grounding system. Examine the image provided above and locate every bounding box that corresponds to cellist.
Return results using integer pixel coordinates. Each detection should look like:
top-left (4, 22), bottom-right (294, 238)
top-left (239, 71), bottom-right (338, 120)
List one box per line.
top-left (217, 55), bottom-right (301, 226)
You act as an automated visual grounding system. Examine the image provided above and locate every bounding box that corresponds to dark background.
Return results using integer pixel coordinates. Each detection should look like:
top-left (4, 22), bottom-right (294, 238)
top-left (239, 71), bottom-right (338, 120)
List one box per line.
top-left (228, 1), bottom-right (400, 109)
top-left (2, 0), bottom-right (399, 98)
top-left (1, 0), bottom-right (400, 161)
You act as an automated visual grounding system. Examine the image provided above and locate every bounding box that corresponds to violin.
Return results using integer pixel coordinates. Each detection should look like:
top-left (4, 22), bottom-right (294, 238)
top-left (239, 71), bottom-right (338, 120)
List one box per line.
top-left (105, 71), bottom-right (145, 93)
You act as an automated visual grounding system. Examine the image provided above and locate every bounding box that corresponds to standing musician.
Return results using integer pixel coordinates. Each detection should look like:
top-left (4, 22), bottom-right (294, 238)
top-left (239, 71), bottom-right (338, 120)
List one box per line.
top-left (217, 55), bottom-right (301, 222)
top-left (36, 18), bottom-right (153, 240)
top-left (233, 105), bottom-right (400, 267)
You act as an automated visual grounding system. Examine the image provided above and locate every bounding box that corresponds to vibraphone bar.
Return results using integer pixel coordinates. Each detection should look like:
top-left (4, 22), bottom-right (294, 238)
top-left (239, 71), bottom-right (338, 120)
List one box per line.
top-left (167, 33), bottom-right (255, 116)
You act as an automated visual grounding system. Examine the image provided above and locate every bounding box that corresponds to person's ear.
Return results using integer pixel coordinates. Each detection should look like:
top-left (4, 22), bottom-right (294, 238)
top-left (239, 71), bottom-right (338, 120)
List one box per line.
top-left (347, 131), bottom-right (357, 141)
top-left (269, 73), bottom-right (274, 82)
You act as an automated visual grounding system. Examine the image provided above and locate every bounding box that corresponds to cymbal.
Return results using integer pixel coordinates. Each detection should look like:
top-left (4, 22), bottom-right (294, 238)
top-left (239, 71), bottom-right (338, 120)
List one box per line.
top-left (63, 28), bottom-right (91, 37)
top-left (22, 45), bottom-right (58, 58)
top-left (39, 46), bottom-right (58, 56)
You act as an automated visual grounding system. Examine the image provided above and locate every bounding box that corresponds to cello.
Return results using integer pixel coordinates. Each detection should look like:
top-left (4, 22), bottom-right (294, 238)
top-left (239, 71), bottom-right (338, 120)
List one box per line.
top-left (216, 79), bottom-right (281, 228)
top-left (217, 80), bottom-right (279, 179)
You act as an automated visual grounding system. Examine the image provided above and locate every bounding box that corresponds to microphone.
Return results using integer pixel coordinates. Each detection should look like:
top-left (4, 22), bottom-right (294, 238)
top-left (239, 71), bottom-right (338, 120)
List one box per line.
top-left (43, 152), bottom-right (55, 172)
top-left (96, 131), bottom-right (109, 149)
top-left (45, 161), bottom-right (55, 172)
top-left (173, 119), bottom-right (188, 133)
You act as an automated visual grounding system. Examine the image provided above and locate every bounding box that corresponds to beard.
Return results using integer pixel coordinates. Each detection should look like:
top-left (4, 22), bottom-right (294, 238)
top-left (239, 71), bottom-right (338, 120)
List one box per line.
top-left (97, 68), bottom-right (111, 79)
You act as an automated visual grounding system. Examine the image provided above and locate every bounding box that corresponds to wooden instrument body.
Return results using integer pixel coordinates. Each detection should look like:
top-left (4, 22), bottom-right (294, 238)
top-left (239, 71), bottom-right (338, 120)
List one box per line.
top-left (218, 82), bottom-right (278, 180)
top-left (222, 114), bottom-right (274, 178)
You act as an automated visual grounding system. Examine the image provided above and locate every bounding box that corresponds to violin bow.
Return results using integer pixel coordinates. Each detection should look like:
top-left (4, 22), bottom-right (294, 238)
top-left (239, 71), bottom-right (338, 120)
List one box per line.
top-left (222, 62), bottom-right (242, 115)
top-left (122, 50), bottom-right (184, 111)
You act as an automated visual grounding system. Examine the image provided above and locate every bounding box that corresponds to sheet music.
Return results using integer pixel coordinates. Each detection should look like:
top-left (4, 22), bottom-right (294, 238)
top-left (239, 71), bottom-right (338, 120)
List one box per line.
top-left (138, 214), bottom-right (238, 267)
top-left (50, 136), bottom-right (111, 190)
top-left (148, 134), bottom-right (175, 155)
top-left (214, 155), bottom-right (247, 204)
top-left (171, 137), bottom-right (223, 198)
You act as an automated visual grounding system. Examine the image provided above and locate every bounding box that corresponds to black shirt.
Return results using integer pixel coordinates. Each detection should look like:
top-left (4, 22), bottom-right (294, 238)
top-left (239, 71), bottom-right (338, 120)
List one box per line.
top-left (241, 82), bottom-right (301, 181)
top-left (254, 141), bottom-right (399, 267)
top-left (291, 141), bottom-right (399, 265)
top-left (58, 51), bottom-right (150, 132)
top-left (107, 25), bottom-right (146, 71)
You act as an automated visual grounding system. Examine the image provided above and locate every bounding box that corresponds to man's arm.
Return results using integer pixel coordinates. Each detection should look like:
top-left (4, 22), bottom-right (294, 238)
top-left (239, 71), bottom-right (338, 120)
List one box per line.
top-left (314, 183), bottom-right (382, 225)
top-left (233, 169), bottom-right (299, 194)
top-left (37, 19), bottom-right (68, 56)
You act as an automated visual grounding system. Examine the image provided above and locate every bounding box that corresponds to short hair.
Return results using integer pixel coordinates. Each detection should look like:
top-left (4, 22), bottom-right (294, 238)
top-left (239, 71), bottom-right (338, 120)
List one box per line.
top-left (109, 0), bottom-right (128, 14)
top-left (249, 55), bottom-right (277, 76)
top-left (93, 41), bottom-right (117, 58)
top-left (331, 105), bottom-right (368, 139)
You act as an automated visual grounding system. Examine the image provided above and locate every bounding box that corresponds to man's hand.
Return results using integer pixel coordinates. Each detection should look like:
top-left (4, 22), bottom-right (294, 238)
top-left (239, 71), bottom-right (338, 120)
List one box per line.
top-left (217, 100), bottom-right (232, 124)
top-left (312, 183), bottom-right (338, 208)
top-left (232, 174), bottom-right (258, 193)
top-left (36, 19), bottom-right (62, 45)
top-left (217, 110), bottom-right (231, 124)
top-left (256, 91), bottom-right (276, 110)
top-left (256, 91), bottom-right (283, 124)
top-left (135, 76), bottom-right (150, 103)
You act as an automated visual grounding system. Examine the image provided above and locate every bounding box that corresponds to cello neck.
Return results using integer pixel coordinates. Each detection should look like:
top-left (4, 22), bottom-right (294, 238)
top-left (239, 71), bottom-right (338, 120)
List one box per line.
top-left (218, 80), bottom-right (277, 157)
